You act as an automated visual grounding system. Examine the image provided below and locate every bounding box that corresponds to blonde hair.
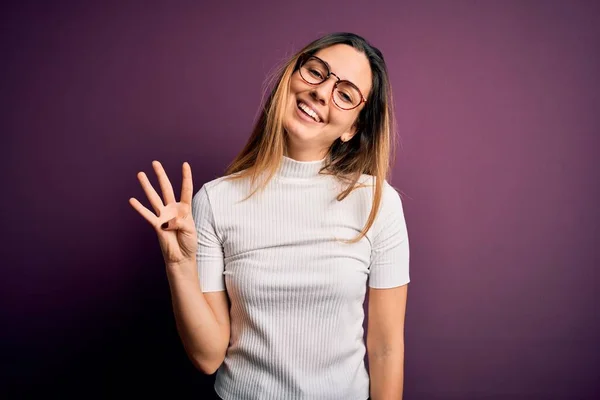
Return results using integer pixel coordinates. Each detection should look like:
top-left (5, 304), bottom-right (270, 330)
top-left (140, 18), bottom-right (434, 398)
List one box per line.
top-left (225, 32), bottom-right (397, 243)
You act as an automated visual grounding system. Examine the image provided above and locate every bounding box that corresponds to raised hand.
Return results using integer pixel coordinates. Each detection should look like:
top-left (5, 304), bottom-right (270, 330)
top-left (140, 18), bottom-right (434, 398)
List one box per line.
top-left (129, 161), bottom-right (197, 267)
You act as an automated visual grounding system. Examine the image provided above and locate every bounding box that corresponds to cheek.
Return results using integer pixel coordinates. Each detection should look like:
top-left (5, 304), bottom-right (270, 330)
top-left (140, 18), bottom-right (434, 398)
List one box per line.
top-left (328, 110), bottom-right (355, 128)
top-left (289, 73), bottom-right (305, 93)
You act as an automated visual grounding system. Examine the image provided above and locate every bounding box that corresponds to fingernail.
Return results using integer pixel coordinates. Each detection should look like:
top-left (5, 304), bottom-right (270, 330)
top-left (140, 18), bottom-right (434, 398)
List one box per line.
top-left (161, 222), bottom-right (168, 230)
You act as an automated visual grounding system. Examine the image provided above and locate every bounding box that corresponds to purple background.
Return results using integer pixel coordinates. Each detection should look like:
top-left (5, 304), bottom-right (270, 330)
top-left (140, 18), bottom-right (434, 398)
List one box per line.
top-left (2, 0), bottom-right (599, 398)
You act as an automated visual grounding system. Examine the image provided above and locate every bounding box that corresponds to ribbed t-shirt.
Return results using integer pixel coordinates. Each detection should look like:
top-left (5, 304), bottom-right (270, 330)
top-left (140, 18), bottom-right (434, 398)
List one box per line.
top-left (191, 155), bottom-right (410, 400)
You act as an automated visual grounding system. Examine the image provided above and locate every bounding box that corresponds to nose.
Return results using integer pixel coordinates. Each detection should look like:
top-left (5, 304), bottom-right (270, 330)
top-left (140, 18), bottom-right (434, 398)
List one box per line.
top-left (309, 75), bottom-right (336, 106)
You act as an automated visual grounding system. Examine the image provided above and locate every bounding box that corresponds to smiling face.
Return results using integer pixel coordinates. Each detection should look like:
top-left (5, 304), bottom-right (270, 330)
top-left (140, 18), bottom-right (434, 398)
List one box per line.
top-left (282, 44), bottom-right (373, 161)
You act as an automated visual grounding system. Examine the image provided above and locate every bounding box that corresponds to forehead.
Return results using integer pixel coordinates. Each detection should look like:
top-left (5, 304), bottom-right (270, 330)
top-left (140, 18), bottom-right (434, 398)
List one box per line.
top-left (313, 44), bottom-right (372, 97)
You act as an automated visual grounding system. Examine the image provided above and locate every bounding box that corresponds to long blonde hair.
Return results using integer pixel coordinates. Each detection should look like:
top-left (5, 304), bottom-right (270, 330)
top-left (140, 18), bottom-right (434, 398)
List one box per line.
top-left (225, 32), bottom-right (397, 243)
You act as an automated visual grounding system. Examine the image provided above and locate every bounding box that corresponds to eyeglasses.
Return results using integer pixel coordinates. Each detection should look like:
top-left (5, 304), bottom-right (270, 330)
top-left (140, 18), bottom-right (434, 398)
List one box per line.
top-left (297, 54), bottom-right (367, 110)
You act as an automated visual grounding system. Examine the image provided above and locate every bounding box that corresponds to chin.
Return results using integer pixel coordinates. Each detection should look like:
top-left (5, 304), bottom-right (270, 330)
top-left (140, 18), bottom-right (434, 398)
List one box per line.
top-left (283, 104), bottom-right (323, 143)
top-left (284, 122), bottom-right (323, 148)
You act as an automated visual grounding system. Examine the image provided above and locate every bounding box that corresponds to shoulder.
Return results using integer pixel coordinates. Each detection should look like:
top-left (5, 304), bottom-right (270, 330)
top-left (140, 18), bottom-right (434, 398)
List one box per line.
top-left (351, 174), bottom-right (403, 206)
top-left (349, 174), bottom-right (406, 232)
top-left (192, 171), bottom-right (252, 208)
top-left (380, 179), bottom-right (404, 211)
top-left (200, 173), bottom-right (237, 192)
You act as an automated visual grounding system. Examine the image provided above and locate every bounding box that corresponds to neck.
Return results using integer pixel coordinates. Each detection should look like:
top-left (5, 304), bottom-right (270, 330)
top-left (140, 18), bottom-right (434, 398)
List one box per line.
top-left (284, 147), bottom-right (329, 162)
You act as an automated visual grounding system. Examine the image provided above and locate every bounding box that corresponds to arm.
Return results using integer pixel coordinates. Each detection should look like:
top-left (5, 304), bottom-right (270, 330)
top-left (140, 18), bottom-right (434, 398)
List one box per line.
top-left (367, 181), bottom-right (410, 399)
top-left (168, 184), bottom-right (230, 375)
top-left (130, 162), bottom-right (229, 375)
top-left (167, 263), bottom-right (230, 375)
top-left (367, 284), bottom-right (408, 399)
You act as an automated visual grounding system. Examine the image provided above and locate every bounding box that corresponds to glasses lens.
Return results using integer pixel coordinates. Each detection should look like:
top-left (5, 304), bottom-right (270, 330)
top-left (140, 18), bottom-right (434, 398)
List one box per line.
top-left (300, 57), bottom-right (328, 84)
top-left (299, 56), bottom-right (363, 110)
top-left (333, 82), bottom-right (362, 109)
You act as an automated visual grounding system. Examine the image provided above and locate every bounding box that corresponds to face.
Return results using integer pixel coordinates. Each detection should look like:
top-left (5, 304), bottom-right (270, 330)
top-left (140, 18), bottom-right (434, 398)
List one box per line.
top-left (282, 44), bottom-right (372, 160)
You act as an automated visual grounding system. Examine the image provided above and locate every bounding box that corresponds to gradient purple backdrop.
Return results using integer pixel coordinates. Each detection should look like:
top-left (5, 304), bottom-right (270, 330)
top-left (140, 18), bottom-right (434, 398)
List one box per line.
top-left (2, 0), bottom-right (599, 398)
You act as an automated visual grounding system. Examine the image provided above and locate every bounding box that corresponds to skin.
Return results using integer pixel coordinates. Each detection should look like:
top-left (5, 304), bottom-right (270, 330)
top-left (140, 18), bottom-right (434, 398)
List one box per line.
top-left (282, 44), bottom-right (408, 399)
top-left (130, 42), bottom-right (408, 398)
top-left (367, 284), bottom-right (408, 399)
top-left (282, 44), bottom-right (373, 161)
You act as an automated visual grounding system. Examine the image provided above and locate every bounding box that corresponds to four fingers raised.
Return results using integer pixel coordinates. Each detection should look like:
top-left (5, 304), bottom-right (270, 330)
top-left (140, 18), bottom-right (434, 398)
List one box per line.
top-left (131, 161), bottom-right (193, 224)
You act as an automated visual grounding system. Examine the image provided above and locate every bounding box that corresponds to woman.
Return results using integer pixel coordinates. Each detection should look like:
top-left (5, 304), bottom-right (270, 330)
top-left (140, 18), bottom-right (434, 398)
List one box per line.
top-left (129, 32), bottom-right (410, 400)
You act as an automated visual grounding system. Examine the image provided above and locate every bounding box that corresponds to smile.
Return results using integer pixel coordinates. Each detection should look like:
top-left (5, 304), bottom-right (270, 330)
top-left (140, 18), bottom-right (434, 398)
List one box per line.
top-left (297, 101), bottom-right (322, 123)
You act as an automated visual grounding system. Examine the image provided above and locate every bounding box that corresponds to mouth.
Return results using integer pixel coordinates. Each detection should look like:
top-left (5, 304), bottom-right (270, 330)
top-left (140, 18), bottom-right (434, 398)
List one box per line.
top-left (296, 100), bottom-right (323, 123)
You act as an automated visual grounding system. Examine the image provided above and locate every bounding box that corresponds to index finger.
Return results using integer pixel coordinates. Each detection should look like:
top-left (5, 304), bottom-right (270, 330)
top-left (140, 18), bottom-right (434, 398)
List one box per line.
top-left (180, 161), bottom-right (193, 205)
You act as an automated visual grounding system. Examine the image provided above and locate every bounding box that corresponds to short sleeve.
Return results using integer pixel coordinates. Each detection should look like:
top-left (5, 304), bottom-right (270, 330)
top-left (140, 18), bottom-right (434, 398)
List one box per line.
top-left (368, 182), bottom-right (410, 288)
top-left (191, 184), bottom-right (225, 292)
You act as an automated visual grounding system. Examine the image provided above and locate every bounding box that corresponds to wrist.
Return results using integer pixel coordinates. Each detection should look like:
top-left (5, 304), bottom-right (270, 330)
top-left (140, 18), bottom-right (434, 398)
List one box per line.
top-left (166, 258), bottom-right (198, 282)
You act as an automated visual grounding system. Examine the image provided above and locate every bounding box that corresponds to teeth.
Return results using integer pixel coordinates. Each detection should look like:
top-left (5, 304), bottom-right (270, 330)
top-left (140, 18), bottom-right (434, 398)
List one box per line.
top-left (298, 102), bottom-right (321, 122)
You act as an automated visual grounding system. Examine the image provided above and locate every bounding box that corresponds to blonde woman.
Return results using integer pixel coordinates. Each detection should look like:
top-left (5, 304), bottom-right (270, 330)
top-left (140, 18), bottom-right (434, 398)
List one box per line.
top-left (130, 32), bottom-right (410, 400)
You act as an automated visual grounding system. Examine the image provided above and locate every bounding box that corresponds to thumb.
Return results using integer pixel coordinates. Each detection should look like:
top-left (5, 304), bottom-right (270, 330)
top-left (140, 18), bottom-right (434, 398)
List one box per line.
top-left (161, 218), bottom-right (182, 231)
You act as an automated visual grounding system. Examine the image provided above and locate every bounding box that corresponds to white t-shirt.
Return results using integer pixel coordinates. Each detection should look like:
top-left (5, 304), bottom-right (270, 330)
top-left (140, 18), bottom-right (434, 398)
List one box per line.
top-left (191, 155), bottom-right (410, 400)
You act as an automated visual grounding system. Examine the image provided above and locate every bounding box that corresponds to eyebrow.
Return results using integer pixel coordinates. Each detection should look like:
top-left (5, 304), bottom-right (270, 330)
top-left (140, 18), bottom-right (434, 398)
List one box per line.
top-left (319, 57), bottom-right (364, 92)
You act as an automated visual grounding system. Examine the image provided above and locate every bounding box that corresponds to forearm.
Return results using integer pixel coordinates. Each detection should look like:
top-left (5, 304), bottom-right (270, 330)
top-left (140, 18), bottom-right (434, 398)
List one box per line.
top-left (368, 341), bottom-right (405, 399)
top-left (166, 259), bottom-right (226, 374)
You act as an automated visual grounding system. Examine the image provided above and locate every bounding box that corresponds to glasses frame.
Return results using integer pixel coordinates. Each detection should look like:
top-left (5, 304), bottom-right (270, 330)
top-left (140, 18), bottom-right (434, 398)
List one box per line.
top-left (297, 53), bottom-right (367, 111)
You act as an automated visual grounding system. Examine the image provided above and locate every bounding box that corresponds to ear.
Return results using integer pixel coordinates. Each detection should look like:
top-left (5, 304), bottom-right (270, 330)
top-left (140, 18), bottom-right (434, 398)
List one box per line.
top-left (340, 122), bottom-right (359, 143)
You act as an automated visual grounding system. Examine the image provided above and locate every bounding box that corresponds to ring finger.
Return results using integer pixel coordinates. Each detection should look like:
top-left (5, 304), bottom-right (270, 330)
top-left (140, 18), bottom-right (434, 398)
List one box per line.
top-left (137, 171), bottom-right (165, 216)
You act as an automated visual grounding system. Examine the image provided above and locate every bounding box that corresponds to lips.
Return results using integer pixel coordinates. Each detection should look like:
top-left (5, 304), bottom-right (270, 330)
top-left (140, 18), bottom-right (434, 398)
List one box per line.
top-left (296, 100), bottom-right (324, 123)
